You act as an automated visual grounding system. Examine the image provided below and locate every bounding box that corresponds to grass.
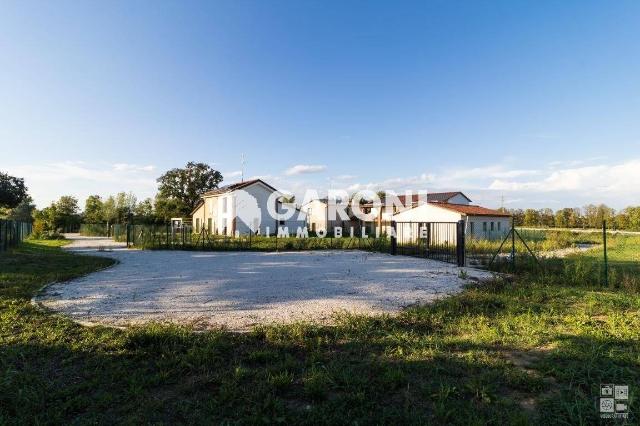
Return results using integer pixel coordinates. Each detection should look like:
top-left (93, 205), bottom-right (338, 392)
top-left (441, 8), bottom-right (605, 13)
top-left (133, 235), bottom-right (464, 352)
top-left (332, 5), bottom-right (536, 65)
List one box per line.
top-left (1, 240), bottom-right (639, 424)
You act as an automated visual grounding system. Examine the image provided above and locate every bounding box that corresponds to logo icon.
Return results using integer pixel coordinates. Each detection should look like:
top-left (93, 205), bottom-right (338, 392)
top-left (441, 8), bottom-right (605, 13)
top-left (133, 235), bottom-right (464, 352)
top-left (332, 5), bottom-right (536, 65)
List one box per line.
top-left (615, 385), bottom-right (628, 400)
top-left (600, 384), bottom-right (630, 419)
top-left (601, 384), bottom-right (613, 397)
top-left (600, 398), bottom-right (615, 413)
top-left (235, 189), bottom-right (262, 233)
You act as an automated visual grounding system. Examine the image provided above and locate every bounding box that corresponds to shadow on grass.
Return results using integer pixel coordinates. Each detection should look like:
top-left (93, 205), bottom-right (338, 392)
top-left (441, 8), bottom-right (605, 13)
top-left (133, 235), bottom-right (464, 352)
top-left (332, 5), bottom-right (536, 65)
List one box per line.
top-left (2, 241), bottom-right (639, 424)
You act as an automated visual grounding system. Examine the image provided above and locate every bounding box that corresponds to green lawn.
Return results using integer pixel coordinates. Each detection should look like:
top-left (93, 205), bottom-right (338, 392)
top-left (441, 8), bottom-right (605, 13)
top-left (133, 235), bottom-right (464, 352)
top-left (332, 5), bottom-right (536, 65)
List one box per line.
top-left (1, 240), bottom-right (639, 424)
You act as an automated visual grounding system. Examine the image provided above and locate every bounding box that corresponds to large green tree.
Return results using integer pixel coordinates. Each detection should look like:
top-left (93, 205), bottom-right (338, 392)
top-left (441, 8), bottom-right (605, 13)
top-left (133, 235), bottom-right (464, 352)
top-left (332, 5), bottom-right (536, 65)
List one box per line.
top-left (157, 162), bottom-right (222, 216)
top-left (0, 172), bottom-right (28, 208)
top-left (153, 195), bottom-right (184, 222)
top-left (83, 195), bottom-right (104, 223)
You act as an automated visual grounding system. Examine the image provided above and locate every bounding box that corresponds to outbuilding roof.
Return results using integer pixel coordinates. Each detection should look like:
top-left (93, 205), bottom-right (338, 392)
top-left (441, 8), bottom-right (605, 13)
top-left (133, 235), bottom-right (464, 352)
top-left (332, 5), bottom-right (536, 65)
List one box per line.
top-left (431, 202), bottom-right (511, 217)
top-left (427, 191), bottom-right (472, 203)
top-left (394, 191), bottom-right (472, 206)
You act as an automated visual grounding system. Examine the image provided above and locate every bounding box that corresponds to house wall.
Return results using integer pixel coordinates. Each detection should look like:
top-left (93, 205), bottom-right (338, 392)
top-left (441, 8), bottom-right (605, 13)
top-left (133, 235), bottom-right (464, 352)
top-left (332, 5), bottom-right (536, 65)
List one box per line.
top-left (392, 204), bottom-right (461, 245)
top-left (231, 182), bottom-right (277, 236)
top-left (446, 194), bottom-right (471, 205)
top-left (191, 203), bottom-right (206, 233)
top-left (393, 203), bottom-right (462, 223)
top-left (275, 203), bottom-right (308, 236)
top-left (465, 216), bottom-right (510, 240)
top-left (303, 200), bottom-right (328, 233)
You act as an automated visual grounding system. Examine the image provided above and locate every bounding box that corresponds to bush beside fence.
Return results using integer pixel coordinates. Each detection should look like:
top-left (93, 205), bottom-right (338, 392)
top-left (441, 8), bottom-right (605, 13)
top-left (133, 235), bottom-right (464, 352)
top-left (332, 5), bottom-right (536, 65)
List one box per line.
top-left (0, 220), bottom-right (32, 252)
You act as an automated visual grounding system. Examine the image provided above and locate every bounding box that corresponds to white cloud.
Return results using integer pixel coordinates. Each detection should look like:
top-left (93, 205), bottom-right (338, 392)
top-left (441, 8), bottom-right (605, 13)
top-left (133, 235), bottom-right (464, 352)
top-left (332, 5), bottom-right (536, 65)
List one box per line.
top-left (284, 164), bottom-right (327, 176)
top-left (330, 159), bottom-right (640, 209)
top-left (488, 159), bottom-right (640, 196)
top-left (6, 161), bottom-right (158, 208)
top-left (112, 163), bottom-right (155, 172)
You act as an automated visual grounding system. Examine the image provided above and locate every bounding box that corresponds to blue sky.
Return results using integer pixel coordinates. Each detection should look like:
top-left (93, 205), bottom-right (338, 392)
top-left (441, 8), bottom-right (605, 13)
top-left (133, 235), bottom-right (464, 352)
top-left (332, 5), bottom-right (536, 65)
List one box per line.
top-left (1, 0), bottom-right (639, 209)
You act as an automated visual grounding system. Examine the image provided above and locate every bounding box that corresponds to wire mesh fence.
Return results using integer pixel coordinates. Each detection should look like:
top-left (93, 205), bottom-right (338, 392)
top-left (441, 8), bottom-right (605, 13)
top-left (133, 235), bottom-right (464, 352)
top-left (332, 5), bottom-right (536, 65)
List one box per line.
top-left (464, 220), bottom-right (639, 289)
top-left (0, 220), bottom-right (32, 252)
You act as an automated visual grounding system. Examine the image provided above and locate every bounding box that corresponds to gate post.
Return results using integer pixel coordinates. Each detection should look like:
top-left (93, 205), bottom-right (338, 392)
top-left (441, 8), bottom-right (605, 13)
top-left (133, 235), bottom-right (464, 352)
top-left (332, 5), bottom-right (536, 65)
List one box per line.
top-left (456, 220), bottom-right (465, 267)
top-left (391, 221), bottom-right (397, 255)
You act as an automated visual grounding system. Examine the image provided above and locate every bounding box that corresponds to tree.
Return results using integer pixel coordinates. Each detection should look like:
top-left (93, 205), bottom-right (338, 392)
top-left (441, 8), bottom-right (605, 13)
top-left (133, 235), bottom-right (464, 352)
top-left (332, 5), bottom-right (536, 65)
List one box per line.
top-left (0, 172), bottom-right (28, 208)
top-left (102, 196), bottom-right (117, 224)
top-left (523, 209), bottom-right (540, 226)
top-left (134, 198), bottom-right (154, 223)
top-left (55, 196), bottom-right (81, 231)
top-left (84, 195), bottom-right (104, 223)
top-left (154, 195), bottom-right (183, 222)
top-left (115, 192), bottom-right (137, 223)
top-left (157, 162), bottom-right (223, 216)
top-left (539, 208), bottom-right (555, 227)
top-left (8, 196), bottom-right (36, 222)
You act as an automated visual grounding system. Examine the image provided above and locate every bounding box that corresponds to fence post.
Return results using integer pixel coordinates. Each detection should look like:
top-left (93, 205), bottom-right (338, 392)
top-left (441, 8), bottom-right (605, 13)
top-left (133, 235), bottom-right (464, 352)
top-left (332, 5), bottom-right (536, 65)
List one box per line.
top-left (390, 221), bottom-right (397, 255)
top-left (456, 220), bottom-right (465, 267)
top-left (511, 216), bottom-right (516, 271)
top-left (603, 220), bottom-right (608, 287)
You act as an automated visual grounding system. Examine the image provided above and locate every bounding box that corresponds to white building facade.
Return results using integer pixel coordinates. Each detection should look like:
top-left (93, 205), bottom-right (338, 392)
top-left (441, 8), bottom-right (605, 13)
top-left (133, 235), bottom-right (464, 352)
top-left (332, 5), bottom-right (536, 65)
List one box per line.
top-left (191, 179), bottom-right (307, 236)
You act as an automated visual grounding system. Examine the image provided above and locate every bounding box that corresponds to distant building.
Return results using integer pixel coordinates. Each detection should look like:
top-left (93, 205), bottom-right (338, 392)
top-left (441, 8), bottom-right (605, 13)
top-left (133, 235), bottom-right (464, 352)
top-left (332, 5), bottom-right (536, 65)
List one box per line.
top-left (393, 192), bottom-right (510, 239)
top-left (191, 179), bottom-right (307, 236)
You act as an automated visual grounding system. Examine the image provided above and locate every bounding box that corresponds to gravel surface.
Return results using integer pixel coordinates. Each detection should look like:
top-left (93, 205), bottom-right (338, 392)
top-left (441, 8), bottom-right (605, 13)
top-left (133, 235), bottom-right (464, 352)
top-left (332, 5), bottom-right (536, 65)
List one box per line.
top-left (61, 233), bottom-right (127, 251)
top-left (37, 235), bottom-right (496, 330)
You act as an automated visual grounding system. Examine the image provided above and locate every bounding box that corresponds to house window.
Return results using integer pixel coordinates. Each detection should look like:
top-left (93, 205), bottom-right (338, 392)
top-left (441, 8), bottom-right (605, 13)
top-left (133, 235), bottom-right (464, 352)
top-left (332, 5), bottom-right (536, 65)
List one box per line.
top-left (497, 222), bottom-right (501, 231)
top-left (207, 218), bottom-right (212, 231)
top-left (483, 222), bottom-right (487, 232)
top-left (222, 197), bottom-right (228, 213)
top-left (196, 218), bottom-right (201, 233)
top-left (491, 222), bottom-right (495, 231)
top-left (470, 222), bottom-right (475, 234)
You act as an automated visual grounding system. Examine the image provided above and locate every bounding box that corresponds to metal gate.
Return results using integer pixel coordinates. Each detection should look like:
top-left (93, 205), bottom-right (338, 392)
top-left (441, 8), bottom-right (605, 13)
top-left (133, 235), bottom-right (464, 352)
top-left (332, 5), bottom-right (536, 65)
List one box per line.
top-left (390, 221), bottom-right (465, 266)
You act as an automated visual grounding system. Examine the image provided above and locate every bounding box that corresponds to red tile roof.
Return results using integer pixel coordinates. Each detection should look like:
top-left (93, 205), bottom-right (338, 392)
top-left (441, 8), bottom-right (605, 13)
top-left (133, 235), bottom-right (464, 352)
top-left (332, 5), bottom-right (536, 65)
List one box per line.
top-left (431, 202), bottom-right (511, 217)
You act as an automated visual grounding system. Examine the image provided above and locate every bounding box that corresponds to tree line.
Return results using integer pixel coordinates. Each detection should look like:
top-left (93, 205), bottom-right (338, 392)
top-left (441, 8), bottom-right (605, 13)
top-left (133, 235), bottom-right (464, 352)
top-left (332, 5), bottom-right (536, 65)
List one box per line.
top-left (3, 164), bottom-right (640, 233)
top-left (0, 162), bottom-right (223, 237)
top-left (502, 204), bottom-right (640, 231)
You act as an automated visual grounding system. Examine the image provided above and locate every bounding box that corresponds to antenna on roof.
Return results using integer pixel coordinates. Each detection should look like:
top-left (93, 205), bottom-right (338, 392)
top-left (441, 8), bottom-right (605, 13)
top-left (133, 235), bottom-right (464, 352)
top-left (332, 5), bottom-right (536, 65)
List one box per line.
top-left (240, 153), bottom-right (246, 182)
top-left (501, 193), bottom-right (504, 209)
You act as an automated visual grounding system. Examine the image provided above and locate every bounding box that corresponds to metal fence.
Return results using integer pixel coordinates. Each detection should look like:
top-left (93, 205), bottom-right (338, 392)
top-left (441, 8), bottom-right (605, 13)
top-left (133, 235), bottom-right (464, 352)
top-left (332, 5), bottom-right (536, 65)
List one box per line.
top-left (391, 221), bottom-right (465, 266)
top-left (0, 219), bottom-right (32, 252)
top-left (112, 223), bottom-right (392, 252)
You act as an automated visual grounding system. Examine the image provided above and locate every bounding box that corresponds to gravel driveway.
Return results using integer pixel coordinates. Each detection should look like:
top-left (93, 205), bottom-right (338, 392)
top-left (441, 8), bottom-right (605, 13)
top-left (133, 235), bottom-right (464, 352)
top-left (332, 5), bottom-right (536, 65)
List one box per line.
top-left (36, 235), bottom-right (495, 330)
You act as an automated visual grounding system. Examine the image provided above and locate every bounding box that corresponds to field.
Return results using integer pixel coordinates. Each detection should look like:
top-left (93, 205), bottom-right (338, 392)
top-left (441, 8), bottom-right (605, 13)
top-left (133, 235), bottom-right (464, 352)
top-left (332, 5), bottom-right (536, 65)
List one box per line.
top-left (1, 237), bottom-right (639, 424)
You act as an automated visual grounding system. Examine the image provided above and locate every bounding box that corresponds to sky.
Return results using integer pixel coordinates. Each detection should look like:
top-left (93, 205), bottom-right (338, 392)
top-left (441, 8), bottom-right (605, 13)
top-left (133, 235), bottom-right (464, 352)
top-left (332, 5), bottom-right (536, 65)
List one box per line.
top-left (1, 0), bottom-right (639, 210)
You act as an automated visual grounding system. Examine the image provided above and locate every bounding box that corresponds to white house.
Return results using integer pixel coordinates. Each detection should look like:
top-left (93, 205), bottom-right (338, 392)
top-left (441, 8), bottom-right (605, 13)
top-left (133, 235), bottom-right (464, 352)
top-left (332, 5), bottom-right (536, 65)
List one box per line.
top-left (191, 179), bottom-right (307, 236)
top-left (301, 192), bottom-right (481, 237)
top-left (392, 192), bottom-right (511, 240)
